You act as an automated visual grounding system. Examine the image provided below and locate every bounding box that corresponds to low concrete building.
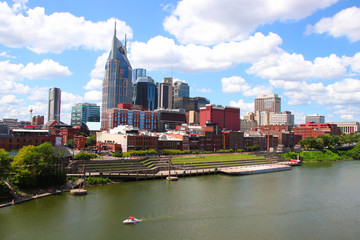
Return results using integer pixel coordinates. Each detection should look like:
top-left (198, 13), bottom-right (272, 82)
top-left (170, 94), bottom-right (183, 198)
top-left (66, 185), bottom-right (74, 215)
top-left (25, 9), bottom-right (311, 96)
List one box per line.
top-left (96, 126), bottom-right (158, 152)
top-left (240, 119), bottom-right (258, 132)
top-left (328, 122), bottom-right (359, 134)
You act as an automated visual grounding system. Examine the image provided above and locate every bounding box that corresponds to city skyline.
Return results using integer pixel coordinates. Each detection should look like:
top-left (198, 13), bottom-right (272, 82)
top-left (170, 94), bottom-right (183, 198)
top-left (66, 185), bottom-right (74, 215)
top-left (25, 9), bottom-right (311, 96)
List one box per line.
top-left (0, 0), bottom-right (360, 124)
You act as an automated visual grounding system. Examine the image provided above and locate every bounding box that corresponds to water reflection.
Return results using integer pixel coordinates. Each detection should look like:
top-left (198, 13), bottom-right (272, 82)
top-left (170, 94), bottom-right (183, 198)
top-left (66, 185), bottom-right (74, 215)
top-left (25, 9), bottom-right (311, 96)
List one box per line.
top-left (1, 161), bottom-right (360, 240)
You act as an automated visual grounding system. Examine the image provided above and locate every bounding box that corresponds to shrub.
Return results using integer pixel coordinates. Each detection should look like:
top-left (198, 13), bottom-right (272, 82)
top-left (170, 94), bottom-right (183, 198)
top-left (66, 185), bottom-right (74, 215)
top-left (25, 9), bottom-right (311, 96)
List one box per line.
top-left (74, 151), bottom-right (97, 160)
top-left (112, 151), bottom-right (123, 158)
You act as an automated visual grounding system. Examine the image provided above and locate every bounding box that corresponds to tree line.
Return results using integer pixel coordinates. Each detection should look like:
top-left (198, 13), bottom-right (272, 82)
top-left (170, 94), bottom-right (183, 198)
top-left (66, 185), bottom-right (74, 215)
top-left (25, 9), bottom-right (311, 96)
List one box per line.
top-left (298, 133), bottom-right (360, 150)
top-left (0, 142), bottom-right (67, 189)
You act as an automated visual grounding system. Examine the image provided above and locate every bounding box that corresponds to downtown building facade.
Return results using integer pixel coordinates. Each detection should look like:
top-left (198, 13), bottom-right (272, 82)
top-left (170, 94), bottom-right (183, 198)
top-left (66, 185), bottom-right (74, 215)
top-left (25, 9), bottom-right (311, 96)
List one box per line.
top-left (132, 68), bottom-right (146, 83)
top-left (157, 78), bottom-right (173, 109)
top-left (199, 104), bottom-right (240, 131)
top-left (254, 94), bottom-right (281, 113)
top-left (132, 76), bottom-right (157, 111)
top-left (101, 24), bottom-right (133, 129)
top-left (328, 122), bottom-right (359, 134)
top-left (48, 87), bottom-right (61, 122)
top-left (305, 114), bottom-right (325, 123)
top-left (293, 122), bottom-right (341, 140)
top-left (32, 115), bottom-right (44, 126)
top-left (173, 81), bottom-right (190, 99)
top-left (106, 104), bottom-right (158, 132)
top-left (269, 111), bottom-right (295, 125)
top-left (71, 103), bottom-right (100, 126)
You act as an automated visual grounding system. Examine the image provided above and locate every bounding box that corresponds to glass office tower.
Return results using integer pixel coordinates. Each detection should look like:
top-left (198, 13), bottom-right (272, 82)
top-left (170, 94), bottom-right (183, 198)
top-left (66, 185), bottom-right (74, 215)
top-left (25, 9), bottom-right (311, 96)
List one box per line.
top-left (132, 68), bottom-right (146, 83)
top-left (71, 103), bottom-right (100, 126)
top-left (101, 23), bottom-right (133, 129)
top-left (133, 77), bottom-right (156, 111)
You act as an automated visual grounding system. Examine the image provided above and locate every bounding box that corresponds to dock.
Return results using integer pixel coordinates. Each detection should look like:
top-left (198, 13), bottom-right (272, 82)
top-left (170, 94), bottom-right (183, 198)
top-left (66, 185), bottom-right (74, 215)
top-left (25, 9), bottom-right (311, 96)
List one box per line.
top-left (220, 164), bottom-right (291, 175)
top-left (67, 163), bottom-right (293, 180)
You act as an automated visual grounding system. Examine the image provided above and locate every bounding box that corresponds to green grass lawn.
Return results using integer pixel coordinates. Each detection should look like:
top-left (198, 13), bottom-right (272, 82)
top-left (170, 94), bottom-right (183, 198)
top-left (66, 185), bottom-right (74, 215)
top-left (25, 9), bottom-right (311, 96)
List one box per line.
top-left (171, 154), bottom-right (265, 164)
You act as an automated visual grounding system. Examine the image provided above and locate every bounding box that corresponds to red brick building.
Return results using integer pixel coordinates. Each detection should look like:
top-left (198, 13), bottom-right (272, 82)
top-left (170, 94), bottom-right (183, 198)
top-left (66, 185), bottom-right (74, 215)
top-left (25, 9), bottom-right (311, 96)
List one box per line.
top-left (74, 135), bottom-right (86, 150)
top-left (293, 122), bottom-right (341, 142)
top-left (32, 115), bottom-right (44, 126)
top-left (222, 131), bottom-right (245, 150)
top-left (243, 135), bottom-right (278, 151)
top-left (199, 104), bottom-right (240, 131)
top-left (0, 129), bottom-right (57, 151)
top-left (258, 124), bottom-right (293, 132)
top-left (106, 103), bottom-right (158, 131)
top-left (59, 128), bottom-right (81, 145)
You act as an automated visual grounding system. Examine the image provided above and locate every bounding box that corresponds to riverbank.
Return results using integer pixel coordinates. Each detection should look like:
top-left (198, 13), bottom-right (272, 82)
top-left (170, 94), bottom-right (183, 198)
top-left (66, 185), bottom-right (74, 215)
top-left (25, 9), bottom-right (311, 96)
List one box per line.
top-left (0, 183), bottom-right (73, 209)
top-left (1, 161), bottom-right (293, 208)
top-left (281, 144), bottom-right (360, 162)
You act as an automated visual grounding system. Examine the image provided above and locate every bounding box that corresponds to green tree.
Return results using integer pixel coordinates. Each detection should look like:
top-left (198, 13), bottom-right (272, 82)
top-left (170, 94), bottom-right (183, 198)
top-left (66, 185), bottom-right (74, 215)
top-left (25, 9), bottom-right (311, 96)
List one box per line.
top-left (0, 149), bottom-right (12, 178)
top-left (299, 137), bottom-right (323, 150)
top-left (85, 135), bottom-right (96, 147)
top-left (317, 134), bottom-right (332, 148)
top-left (11, 143), bottom-right (66, 188)
top-left (330, 135), bottom-right (341, 147)
top-left (74, 151), bottom-right (97, 160)
top-left (66, 139), bottom-right (74, 148)
top-left (112, 151), bottom-right (123, 158)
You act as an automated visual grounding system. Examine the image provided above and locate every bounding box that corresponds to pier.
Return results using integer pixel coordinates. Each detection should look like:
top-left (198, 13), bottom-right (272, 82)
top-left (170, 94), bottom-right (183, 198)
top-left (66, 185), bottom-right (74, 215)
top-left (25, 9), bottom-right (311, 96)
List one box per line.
top-left (67, 163), bottom-right (293, 181)
top-left (220, 164), bottom-right (291, 175)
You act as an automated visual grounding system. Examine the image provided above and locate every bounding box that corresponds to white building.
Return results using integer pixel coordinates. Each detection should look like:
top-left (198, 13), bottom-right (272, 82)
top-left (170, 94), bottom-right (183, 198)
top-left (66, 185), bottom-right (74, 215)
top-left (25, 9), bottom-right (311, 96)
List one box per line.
top-left (305, 114), bottom-right (325, 123)
top-left (328, 122), bottom-right (359, 134)
top-left (269, 111), bottom-right (294, 125)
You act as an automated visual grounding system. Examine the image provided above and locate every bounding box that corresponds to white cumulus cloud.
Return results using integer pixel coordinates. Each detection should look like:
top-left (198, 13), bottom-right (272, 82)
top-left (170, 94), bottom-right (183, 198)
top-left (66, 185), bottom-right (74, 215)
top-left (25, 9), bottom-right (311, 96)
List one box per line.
top-left (229, 99), bottom-right (254, 117)
top-left (222, 76), bottom-right (273, 96)
top-left (84, 90), bottom-right (102, 101)
top-left (0, 59), bottom-right (71, 81)
top-left (163, 0), bottom-right (338, 45)
top-left (247, 52), bottom-right (347, 81)
top-left (84, 79), bottom-right (103, 90)
top-left (21, 59), bottom-right (71, 79)
top-left (0, 2), bottom-right (132, 53)
top-left (129, 32), bottom-right (282, 73)
top-left (309, 6), bottom-right (360, 42)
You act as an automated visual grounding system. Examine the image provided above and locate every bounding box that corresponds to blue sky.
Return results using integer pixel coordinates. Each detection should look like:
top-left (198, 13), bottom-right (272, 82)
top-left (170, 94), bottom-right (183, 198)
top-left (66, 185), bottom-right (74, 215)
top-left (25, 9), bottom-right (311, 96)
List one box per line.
top-left (1, 0), bottom-right (360, 124)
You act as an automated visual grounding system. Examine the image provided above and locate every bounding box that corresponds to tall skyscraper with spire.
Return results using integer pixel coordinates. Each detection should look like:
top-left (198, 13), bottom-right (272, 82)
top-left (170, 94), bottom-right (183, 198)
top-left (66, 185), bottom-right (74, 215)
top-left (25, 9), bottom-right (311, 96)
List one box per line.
top-left (101, 22), bottom-right (133, 129)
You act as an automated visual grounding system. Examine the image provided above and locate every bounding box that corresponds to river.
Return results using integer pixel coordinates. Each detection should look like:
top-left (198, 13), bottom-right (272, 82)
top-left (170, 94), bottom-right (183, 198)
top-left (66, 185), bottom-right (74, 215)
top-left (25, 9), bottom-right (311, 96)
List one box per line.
top-left (1, 161), bottom-right (360, 240)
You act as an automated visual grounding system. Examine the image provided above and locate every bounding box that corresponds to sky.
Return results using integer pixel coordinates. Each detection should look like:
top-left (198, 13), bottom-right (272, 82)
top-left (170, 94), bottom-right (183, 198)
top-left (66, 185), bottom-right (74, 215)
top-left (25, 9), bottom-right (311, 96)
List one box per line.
top-left (0, 0), bottom-right (360, 125)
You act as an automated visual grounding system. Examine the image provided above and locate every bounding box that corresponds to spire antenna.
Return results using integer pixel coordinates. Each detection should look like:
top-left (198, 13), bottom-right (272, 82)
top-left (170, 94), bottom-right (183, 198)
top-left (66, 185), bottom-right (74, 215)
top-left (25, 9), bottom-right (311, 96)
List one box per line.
top-left (125, 34), bottom-right (127, 55)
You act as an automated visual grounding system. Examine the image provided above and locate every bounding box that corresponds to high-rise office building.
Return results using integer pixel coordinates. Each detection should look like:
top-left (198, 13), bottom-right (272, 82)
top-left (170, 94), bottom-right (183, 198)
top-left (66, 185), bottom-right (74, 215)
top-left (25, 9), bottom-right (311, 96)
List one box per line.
top-left (163, 77), bottom-right (173, 85)
top-left (71, 103), bottom-right (100, 126)
top-left (132, 68), bottom-right (146, 83)
top-left (254, 94), bottom-right (281, 113)
top-left (101, 23), bottom-right (133, 129)
top-left (173, 96), bottom-right (210, 112)
top-left (158, 78), bottom-right (173, 109)
top-left (193, 97), bottom-right (210, 111)
top-left (48, 87), bottom-right (61, 122)
top-left (305, 114), bottom-right (325, 124)
top-left (269, 111), bottom-right (295, 125)
top-left (199, 104), bottom-right (240, 131)
top-left (174, 97), bottom-right (195, 112)
top-left (133, 77), bottom-right (156, 111)
top-left (173, 81), bottom-right (190, 99)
